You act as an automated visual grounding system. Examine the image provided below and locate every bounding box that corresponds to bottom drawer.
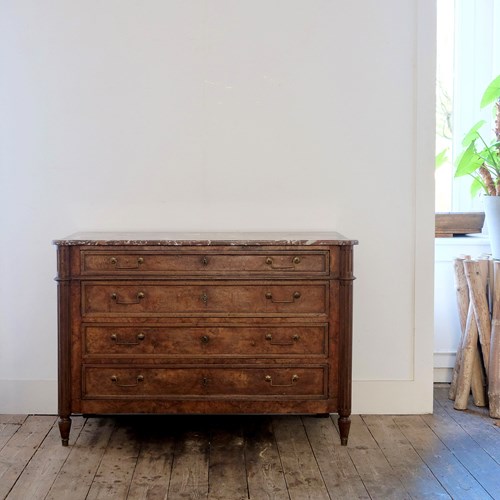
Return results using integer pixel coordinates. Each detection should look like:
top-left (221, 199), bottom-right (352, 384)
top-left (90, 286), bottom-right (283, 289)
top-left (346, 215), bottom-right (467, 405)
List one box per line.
top-left (83, 366), bottom-right (327, 399)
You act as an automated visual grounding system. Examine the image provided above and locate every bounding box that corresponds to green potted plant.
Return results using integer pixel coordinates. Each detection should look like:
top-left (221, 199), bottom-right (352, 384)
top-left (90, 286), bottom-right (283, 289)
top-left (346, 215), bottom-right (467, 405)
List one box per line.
top-left (454, 74), bottom-right (500, 258)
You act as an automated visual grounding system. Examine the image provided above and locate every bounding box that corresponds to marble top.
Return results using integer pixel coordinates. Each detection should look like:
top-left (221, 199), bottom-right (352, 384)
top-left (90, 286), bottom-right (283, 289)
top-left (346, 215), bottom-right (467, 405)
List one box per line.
top-left (53, 232), bottom-right (358, 246)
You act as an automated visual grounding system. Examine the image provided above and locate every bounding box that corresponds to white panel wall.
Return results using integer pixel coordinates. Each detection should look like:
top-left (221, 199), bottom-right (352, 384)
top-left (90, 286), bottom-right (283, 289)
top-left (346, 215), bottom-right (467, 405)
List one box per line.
top-left (0, 0), bottom-right (435, 414)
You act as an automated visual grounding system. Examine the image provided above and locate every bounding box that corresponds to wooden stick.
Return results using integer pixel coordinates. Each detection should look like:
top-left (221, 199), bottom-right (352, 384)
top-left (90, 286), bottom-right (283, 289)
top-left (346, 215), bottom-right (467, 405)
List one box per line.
top-left (478, 258), bottom-right (491, 305)
top-left (454, 301), bottom-right (479, 410)
top-left (489, 257), bottom-right (495, 313)
top-left (471, 344), bottom-right (487, 407)
top-left (489, 261), bottom-right (500, 418)
top-left (449, 258), bottom-right (469, 400)
top-left (464, 260), bottom-right (491, 376)
top-left (472, 258), bottom-right (491, 406)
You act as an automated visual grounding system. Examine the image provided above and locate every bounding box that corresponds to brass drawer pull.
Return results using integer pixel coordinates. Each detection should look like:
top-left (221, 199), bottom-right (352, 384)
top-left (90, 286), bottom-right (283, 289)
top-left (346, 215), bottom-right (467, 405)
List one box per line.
top-left (265, 374), bottom-right (299, 387)
top-left (111, 374), bottom-right (144, 387)
top-left (265, 256), bottom-right (301, 269)
top-left (201, 292), bottom-right (209, 305)
top-left (200, 335), bottom-right (210, 344)
top-left (201, 256), bottom-right (209, 266)
top-left (111, 291), bottom-right (145, 304)
top-left (265, 291), bottom-right (301, 303)
top-left (110, 257), bottom-right (144, 269)
top-left (265, 333), bottom-right (300, 345)
top-left (110, 332), bottom-right (145, 345)
top-left (202, 376), bottom-right (210, 387)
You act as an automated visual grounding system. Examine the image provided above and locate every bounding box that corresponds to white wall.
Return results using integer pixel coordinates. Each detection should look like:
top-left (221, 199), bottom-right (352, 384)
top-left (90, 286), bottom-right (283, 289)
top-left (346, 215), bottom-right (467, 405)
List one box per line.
top-left (0, 0), bottom-right (435, 414)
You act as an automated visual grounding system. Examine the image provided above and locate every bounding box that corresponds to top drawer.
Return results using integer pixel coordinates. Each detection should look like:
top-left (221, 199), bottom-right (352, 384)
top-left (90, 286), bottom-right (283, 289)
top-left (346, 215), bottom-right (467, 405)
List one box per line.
top-left (80, 250), bottom-right (329, 276)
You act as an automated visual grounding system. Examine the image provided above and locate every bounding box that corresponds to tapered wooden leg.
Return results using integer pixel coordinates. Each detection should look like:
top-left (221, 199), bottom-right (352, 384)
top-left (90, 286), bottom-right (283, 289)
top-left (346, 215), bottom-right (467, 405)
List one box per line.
top-left (58, 416), bottom-right (71, 446)
top-left (338, 414), bottom-right (351, 446)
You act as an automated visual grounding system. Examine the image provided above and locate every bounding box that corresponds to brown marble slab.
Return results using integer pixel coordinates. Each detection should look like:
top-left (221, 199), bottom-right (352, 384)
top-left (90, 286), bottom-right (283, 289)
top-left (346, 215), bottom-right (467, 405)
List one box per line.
top-left (53, 232), bottom-right (358, 246)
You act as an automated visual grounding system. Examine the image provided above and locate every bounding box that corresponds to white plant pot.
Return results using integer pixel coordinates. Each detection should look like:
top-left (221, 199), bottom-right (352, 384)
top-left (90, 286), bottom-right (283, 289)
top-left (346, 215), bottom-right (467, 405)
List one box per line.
top-left (484, 195), bottom-right (500, 260)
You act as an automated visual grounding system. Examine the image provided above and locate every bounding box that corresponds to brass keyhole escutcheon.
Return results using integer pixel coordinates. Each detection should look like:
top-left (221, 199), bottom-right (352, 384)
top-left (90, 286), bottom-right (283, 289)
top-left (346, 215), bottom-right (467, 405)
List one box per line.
top-left (201, 292), bottom-right (208, 305)
top-left (201, 256), bottom-right (209, 266)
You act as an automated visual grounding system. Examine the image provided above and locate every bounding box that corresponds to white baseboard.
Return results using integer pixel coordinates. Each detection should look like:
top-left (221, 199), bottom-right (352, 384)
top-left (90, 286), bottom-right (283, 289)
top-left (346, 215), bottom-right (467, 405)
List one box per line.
top-left (433, 351), bottom-right (456, 383)
top-left (434, 351), bottom-right (456, 368)
top-left (0, 380), bottom-right (57, 414)
top-left (352, 379), bottom-right (433, 414)
top-left (433, 367), bottom-right (453, 383)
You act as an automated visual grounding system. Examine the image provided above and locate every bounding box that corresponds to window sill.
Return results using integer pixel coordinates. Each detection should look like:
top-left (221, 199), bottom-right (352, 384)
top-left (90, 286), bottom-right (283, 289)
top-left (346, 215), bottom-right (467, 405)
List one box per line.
top-left (435, 212), bottom-right (485, 238)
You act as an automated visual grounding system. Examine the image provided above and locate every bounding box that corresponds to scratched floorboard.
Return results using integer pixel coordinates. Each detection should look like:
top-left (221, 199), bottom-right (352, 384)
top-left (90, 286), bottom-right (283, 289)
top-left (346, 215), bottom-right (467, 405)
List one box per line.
top-left (2, 385), bottom-right (500, 499)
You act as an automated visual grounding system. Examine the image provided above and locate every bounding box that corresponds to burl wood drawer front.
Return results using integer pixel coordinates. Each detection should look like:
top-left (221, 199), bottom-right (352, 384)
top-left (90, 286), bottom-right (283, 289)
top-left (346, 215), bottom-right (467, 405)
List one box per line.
top-left (81, 282), bottom-right (328, 316)
top-left (83, 324), bottom-right (328, 357)
top-left (83, 366), bottom-right (327, 398)
top-left (81, 250), bottom-right (328, 276)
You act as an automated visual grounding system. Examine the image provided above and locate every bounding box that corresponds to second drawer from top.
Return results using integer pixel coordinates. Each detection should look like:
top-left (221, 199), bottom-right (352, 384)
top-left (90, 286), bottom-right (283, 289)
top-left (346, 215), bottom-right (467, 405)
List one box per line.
top-left (81, 282), bottom-right (329, 317)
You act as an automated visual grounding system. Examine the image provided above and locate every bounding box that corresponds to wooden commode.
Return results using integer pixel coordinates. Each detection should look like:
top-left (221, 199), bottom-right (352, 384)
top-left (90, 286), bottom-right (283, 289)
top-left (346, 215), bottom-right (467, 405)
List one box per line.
top-left (54, 232), bottom-right (357, 445)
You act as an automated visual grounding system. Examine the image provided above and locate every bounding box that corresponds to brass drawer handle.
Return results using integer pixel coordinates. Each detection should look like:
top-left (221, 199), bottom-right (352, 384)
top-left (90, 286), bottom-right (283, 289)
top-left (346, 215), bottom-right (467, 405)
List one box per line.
top-left (265, 291), bottom-right (301, 303)
top-left (201, 292), bottom-right (209, 305)
top-left (201, 256), bottom-right (209, 266)
top-left (202, 376), bottom-right (210, 387)
top-left (265, 256), bottom-right (301, 269)
top-left (111, 374), bottom-right (144, 387)
top-left (265, 374), bottom-right (299, 387)
top-left (200, 335), bottom-right (210, 344)
top-left (111, 291), bottom-right (145, 304)
top-left (265, 333), bottom-right (300, 345)
top-left (110, 332), bottom-right (145, 345)
top-left (110, 257), bottom-right (144, 269)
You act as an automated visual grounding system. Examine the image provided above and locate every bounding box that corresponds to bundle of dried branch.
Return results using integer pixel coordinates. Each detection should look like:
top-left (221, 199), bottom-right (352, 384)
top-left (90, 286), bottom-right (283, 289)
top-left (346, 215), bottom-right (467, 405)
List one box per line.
top-left (449, 256), bottom-right (500, 419)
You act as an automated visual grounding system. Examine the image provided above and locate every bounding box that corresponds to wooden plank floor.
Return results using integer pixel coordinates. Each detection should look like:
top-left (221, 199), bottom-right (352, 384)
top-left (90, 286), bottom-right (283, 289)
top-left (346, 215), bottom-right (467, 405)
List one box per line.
top-left (1, 385), bottom-right (500, 499)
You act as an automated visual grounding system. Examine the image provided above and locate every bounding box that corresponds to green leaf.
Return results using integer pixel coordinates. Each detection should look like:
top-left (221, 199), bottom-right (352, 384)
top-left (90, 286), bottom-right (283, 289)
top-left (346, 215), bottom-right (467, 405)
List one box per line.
top-left (480, 74), bottom-right (500, 108)
top-left (477, 145), bottom-right (499, 168)
top-left (462, 120), bottom-right (486, 147)
top-left (455, 142), bottom-right (484, 177)
top-left (435, 148), bottom-right (449, 168)
top-left (470, 176), bottom-right (485, 197)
